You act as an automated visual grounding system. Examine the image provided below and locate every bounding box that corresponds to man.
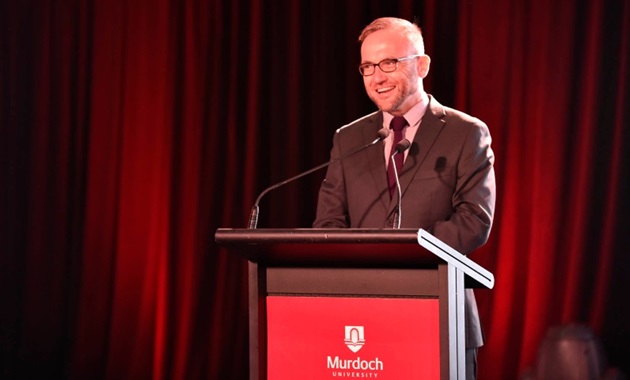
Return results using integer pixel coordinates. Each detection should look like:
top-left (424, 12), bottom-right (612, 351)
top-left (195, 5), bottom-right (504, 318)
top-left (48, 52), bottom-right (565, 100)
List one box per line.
top-left (313, 17), bottom-right (496, 379)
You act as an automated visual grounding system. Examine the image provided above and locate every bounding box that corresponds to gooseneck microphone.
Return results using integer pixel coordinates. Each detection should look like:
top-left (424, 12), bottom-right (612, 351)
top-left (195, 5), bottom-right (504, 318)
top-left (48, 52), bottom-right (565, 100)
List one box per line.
top-left (391, 139), bottom-right (411, 229)
top-left (247, 128), bottom-right (390, 229)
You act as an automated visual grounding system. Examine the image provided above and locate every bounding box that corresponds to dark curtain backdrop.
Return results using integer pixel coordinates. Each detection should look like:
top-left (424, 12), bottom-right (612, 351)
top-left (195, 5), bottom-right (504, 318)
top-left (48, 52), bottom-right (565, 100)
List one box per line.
top-left (2, 0), bottom-right (629, 378)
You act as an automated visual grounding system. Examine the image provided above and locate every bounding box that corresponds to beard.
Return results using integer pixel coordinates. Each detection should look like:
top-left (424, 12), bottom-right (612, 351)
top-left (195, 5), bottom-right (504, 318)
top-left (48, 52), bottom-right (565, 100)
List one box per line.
top-left (367, 69), bottom-right (419, 114)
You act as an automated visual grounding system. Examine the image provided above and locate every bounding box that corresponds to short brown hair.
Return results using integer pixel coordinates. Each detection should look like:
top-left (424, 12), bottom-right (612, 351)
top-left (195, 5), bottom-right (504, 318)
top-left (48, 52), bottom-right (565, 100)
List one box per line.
top-left (358, 17), bottom-right (425, 55)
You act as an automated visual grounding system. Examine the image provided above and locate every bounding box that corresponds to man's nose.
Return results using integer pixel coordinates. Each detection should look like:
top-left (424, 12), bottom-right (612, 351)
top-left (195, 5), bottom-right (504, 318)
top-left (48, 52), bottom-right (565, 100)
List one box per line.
top-left (372, 66), bottom-right (387, 82)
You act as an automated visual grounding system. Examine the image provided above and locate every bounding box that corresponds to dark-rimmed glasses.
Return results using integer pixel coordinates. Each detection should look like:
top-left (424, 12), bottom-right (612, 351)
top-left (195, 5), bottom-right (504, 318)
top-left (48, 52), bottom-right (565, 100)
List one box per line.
top-left (358, 55), bottom-right (421, 76)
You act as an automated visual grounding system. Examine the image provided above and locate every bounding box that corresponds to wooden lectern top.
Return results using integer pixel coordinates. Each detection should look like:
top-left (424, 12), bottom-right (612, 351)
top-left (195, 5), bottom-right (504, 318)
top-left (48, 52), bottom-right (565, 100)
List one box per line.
top-left (215, 228), bottom-right (494, 289)
top-left (214, 228), bottom-right (440, 268)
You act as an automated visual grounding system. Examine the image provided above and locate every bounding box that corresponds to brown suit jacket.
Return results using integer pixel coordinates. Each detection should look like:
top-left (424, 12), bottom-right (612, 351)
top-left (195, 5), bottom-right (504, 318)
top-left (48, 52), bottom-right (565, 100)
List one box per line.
top-left (313, 95), bottom-right (496, 347)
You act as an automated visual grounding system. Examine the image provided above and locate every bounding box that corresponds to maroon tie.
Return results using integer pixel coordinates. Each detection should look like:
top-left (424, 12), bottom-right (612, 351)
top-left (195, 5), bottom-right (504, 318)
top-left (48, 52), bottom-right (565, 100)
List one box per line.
top-left (387, 116), bottom-right (408, 198)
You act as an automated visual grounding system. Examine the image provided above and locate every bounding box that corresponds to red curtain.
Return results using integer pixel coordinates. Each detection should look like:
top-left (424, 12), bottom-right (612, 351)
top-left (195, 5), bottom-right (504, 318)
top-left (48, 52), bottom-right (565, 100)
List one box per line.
top-left (1, 0), bottom-right (629, 378)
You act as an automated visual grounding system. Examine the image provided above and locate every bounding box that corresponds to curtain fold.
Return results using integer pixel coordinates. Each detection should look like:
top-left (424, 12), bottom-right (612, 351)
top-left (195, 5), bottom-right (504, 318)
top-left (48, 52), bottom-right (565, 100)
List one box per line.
top-left (1, 1), bottom-right (629, 378)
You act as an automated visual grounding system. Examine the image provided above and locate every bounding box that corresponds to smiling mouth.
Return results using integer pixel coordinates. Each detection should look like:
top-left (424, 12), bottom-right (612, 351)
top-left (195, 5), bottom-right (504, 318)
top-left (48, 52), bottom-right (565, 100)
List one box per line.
top-left (376, 86), bottom-right (395, 94)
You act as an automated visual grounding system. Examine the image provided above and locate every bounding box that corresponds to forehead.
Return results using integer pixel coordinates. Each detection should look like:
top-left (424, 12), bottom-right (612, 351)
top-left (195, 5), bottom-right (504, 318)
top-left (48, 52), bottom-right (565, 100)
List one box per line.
top-left (360, 29), bottom-right (414, 62)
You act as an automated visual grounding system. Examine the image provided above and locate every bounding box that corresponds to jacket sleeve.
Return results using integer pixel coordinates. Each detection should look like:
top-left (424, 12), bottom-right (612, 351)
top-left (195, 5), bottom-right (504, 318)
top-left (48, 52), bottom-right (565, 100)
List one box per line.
top-left (427, 120), bottom-right (496, 255)
top-left (312, 131), bottom-right (351, 228)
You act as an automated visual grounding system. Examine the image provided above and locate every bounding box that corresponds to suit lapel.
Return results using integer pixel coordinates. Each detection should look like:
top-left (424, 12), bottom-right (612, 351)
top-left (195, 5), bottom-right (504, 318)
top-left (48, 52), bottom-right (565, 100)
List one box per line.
top-left (362, 112), bottom-right (391, 208)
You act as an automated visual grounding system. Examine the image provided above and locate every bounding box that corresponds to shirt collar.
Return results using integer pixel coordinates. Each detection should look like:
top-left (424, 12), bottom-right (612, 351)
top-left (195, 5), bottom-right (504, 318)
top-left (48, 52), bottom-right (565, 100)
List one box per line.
top-left (382, 93), bottom-right (429, 130)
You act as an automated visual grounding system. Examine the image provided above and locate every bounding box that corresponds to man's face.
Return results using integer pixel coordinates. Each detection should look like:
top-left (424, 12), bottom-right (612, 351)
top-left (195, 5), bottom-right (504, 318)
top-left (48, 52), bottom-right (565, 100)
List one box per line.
top-left (360, 29), bottom-right (427, 116)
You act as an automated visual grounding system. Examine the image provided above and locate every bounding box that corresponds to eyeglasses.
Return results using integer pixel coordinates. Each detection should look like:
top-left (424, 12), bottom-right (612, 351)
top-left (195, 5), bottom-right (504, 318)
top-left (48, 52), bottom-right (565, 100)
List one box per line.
top-left (358, 55), bottom-right (421, 76)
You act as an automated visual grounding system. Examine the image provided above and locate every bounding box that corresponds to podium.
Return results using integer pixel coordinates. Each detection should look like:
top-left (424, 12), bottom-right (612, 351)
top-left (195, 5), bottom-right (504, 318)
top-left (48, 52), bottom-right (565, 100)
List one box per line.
top-left (214, 228), bottom-right (494, 380)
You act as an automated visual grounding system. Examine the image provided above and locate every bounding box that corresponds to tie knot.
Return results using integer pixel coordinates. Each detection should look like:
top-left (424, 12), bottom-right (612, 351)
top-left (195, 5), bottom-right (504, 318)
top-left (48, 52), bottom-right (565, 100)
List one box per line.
top-left (390, 116), bottom-right (407, 132)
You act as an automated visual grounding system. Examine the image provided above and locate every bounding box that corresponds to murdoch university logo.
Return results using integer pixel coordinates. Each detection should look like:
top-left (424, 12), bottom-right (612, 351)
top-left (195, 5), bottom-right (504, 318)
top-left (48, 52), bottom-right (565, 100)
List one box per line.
top-left (328, 325), bottom-right (383, 373)
top-left (344, 326), bottom-right (365, 353)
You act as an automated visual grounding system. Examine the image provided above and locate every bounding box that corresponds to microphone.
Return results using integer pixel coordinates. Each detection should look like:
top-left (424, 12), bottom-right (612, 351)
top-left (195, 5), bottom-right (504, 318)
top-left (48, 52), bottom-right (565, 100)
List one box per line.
top-left (391, 138), bottom-right (411, 229)
top-left (247, 128), bottom-right (390, 229)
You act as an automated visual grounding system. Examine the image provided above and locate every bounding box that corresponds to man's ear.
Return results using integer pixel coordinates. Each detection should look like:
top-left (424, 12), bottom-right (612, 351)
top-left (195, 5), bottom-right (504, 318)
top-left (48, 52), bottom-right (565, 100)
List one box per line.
top-left (418, 55), bottom-right (431, 78)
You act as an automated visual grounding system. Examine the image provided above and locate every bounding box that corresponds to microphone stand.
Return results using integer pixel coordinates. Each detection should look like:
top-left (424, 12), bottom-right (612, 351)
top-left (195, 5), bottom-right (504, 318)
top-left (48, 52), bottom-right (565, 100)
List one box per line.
top-left (391, 139), bottom-right (411, 229)
top-left (247, 128), bottom-right (390, 229)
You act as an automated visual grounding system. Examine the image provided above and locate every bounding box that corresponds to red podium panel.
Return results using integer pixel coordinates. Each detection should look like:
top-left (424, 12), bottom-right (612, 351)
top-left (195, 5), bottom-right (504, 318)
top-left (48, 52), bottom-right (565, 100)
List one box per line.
top-left (267, 296), bottom-right (440, 379)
